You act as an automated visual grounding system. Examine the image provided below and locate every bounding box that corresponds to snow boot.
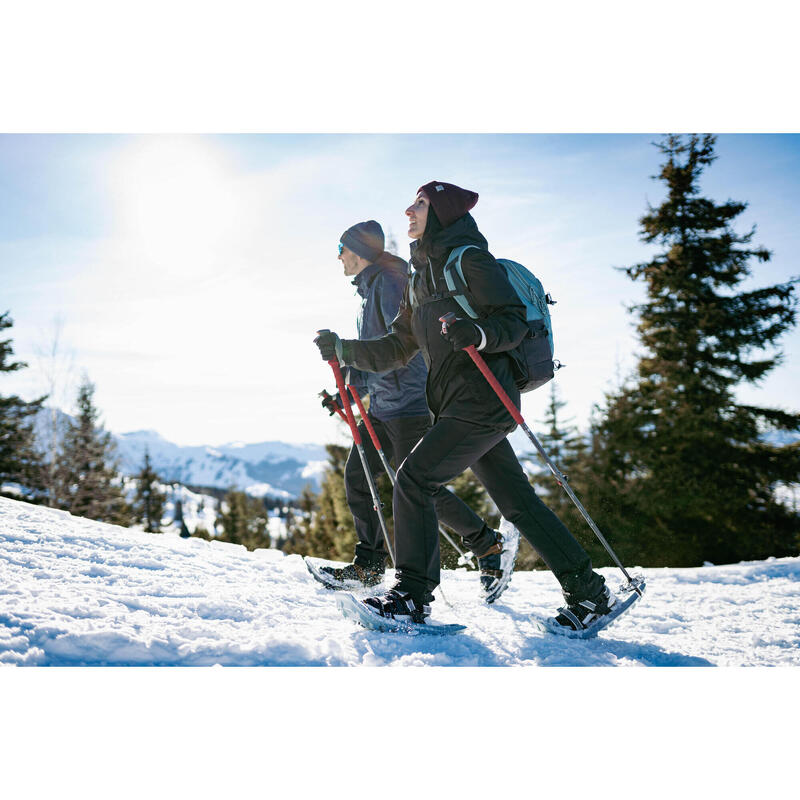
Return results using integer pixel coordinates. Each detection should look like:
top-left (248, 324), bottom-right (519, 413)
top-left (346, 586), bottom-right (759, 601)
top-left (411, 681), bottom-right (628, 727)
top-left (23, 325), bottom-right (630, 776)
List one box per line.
top-left (540, 562), bottom-right (618, 637)
top-left (552, 584), bottom-right (617, 634)
top-left (362, 588), bottom-right (430, 625)
top-left (535, 562), bottom-right (645, 639)
top-left (477, 519), bottom-right (520, 604)
top-left (307, 559), bottom-right (385, 590)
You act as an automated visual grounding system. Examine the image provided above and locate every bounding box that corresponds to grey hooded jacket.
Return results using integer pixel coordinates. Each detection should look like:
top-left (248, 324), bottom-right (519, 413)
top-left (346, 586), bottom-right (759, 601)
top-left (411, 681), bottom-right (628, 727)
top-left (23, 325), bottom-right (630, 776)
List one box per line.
top-left (347, 251), bottom-right (429, 421)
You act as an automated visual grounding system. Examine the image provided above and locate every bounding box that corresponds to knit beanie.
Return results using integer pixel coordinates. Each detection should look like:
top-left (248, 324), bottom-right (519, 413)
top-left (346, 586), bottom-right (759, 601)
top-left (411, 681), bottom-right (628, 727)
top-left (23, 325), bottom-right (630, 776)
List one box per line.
top-left (417, 181), bottom-right (479, 227)
top-left (340, 220), bottom-right (385, 263)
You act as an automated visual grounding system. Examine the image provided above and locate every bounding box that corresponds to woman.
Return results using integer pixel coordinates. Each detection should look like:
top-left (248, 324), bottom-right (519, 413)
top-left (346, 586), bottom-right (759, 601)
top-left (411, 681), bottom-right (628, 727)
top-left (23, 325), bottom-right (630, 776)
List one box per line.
top-left (315, 181), bottom-right (614, 634)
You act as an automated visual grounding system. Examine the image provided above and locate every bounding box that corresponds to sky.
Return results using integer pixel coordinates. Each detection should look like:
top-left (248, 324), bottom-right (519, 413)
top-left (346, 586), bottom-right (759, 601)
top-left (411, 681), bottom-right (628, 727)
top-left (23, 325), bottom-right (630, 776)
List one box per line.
top-left (2, 133), bottom-right (799, 447)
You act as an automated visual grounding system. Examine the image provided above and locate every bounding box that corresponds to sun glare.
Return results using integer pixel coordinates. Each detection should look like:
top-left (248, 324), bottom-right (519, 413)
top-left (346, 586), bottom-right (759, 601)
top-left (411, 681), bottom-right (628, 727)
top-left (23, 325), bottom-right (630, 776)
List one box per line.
top-left (112, 138), bottom-right (242, 277)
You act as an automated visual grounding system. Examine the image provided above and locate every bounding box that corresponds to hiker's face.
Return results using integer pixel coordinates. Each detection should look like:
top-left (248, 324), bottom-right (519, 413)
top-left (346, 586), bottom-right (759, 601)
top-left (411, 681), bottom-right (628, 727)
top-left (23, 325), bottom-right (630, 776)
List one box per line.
top-left (406, 192), bottom-right (429, 240)
top-left (338, 244), bottom-right (362, 276)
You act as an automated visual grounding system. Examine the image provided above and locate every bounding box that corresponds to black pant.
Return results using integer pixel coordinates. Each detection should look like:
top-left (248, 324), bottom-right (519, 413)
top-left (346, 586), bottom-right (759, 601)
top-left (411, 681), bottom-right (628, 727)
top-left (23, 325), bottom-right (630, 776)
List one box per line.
top-left (344, 414), bottom-right (496, 570)
top-left (393, 417), bottom-right (592, 602)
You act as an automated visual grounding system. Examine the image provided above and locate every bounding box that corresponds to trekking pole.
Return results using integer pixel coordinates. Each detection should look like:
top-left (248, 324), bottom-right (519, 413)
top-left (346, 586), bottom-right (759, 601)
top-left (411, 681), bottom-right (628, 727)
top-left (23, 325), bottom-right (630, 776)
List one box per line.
top-left (318, 333), bottom-right (396, 566)
top-left (439, 313), bottom-right (642, 597)
top-left (321, 386), bottom-right (457, 610)
top-left (345, 384), bottom-right (478, 571)
top-left (319, 389), bottom-right (348, 423)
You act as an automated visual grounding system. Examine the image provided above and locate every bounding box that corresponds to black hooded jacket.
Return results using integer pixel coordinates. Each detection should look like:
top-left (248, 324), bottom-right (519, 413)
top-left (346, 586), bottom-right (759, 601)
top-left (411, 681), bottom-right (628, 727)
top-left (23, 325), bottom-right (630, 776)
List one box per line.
top-left (342, 214), bottom-right (528, 430)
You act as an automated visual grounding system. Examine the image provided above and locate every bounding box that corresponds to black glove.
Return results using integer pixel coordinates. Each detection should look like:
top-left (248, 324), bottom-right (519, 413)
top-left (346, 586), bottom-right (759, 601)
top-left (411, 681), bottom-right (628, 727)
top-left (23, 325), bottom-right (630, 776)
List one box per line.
top-left (321, 392), bottom-right (340, 416)
top-left (442, 317), bottom-right (481, 351)
top-left (314, 330), bottom-right (342, 362)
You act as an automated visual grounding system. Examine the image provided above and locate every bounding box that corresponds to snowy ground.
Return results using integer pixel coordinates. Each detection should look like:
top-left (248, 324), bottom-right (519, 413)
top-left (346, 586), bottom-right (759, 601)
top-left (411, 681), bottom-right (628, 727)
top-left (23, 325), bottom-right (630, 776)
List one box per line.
top-left (1, 495), bottom-right (799, 667)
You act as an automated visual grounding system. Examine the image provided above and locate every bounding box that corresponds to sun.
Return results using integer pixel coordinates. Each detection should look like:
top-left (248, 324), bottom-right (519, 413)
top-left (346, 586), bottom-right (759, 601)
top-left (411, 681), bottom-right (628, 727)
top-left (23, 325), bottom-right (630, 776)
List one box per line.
top-left (112, 137), bottom-right (242, 276)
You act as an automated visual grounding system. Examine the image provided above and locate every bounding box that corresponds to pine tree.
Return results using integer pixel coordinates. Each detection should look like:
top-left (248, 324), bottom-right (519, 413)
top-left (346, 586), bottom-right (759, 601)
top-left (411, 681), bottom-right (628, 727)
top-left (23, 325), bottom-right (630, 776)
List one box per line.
top-left (588, 134), bottom-right (800, 566)
top-left (132, 449), bottom-right (166, 532)
top-left (306, 444), bottom-right (360, 560)
top-left (217, 489), bottom-right (271, 550)
top-left (531, 382), bottom-right (588, 495)
top-left (513, 383), bottom-right (592, 569)
top-left (546, 384), bottom-right (587, 466)
top-left (172, 495), bottom-right (191, 537)
top-left (34, 316), bottom-right (75, 507)
top-left (0, 312), bottom-right (46, 494)
top-left (281, 485), bottom-right (318, 556)
top-left (56, 378), bottom-right (132, 525)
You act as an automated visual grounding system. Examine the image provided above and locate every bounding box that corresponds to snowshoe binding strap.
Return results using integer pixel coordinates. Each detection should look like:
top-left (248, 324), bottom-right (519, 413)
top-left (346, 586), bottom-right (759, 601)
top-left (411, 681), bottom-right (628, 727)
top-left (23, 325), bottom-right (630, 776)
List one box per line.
top-left (480, 568), bottom-right (504, 579)
top-left (363, 590), bottom-right (430, 625)
top-left (555, 605), bottom-right (588, 631)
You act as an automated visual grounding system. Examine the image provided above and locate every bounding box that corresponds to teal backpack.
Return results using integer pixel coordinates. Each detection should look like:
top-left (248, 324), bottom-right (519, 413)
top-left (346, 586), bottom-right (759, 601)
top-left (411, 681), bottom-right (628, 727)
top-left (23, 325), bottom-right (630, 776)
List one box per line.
top-left (410, 244), bottom-right (560, 392)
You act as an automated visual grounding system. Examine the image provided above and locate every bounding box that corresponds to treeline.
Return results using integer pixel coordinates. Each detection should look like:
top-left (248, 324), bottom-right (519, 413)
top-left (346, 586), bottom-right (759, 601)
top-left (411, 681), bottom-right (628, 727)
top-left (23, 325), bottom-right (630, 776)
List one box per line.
top-left (0, 325), bottom-right (135, 523)
top-left (0, 325), bottom-right (286, 548)
top-left (0, 342), bottom-right (172, 531)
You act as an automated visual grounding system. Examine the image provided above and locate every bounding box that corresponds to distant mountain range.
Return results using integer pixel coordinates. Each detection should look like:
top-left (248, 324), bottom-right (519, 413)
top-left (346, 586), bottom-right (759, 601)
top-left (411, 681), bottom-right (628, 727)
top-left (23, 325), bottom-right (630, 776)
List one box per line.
top-left (32, 408), bottom-right (798, 500)
top-left (34, 409), bottom-right (328, 499)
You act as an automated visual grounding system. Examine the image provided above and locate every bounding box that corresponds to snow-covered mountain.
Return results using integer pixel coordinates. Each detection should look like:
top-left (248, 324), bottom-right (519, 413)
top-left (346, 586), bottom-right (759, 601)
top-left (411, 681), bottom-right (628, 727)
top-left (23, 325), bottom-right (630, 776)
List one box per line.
top-left (32, 406), bottom-right (797, 501)
top-left (34, 409), bottom-right (328, 499)
top-left (113, 429), bottom-right (327, 499)
top-left (2, 495), bottom-right (799, 666)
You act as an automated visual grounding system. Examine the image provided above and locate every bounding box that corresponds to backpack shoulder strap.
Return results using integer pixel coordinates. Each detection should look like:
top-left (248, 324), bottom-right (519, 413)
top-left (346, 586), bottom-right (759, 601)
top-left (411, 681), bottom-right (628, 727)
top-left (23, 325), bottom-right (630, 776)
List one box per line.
top-left (443, 245), bottom-right (481, 319)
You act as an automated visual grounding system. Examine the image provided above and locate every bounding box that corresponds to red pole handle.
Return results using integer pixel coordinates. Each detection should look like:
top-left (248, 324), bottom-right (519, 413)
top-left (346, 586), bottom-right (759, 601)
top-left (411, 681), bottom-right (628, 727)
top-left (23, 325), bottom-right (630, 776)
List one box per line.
top-left (346, 385), bottom-right (383, 452)
top-left (439, 312), bottom-right (525, 426)
top-left (328, 359), bottom-right (362, 445)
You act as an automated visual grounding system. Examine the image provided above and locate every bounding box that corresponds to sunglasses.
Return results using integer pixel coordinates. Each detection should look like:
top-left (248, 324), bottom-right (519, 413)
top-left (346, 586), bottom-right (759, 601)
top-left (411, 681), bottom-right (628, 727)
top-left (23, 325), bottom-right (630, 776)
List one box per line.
top-left (338, 243), bottom-right (344, 255)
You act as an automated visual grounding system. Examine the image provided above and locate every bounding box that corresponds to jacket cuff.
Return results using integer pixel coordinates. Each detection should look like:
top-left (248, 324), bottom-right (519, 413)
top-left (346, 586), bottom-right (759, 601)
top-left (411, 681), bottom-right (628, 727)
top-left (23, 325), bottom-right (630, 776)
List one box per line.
top-left (339, 339), bottom-right (353, 365)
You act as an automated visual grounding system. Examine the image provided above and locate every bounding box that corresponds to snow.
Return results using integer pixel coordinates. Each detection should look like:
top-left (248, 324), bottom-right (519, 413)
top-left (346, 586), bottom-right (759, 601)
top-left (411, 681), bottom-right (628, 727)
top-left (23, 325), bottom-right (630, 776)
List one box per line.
top-left (1, 495), bottom-right (798, 667)
top-left (215, 440), bottom-right (329, 464)
top-left (300, 459), bottom-right (328, 482)
top-left (153, 481), bottom-right (220, 535)
top-left (242, 481), bottom-right (292, 500)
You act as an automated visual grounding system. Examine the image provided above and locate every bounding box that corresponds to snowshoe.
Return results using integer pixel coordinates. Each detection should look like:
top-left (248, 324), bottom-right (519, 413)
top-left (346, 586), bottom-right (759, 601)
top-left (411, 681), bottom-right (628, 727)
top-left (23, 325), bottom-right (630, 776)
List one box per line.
top-left (336, 591), bottom-right (466, 636)
top-left (478, 519), bottom-right (520, 604)
top-left (535, 576), bottom-right (646, 640)
top-left (305, 557), bottom-right (385, 591)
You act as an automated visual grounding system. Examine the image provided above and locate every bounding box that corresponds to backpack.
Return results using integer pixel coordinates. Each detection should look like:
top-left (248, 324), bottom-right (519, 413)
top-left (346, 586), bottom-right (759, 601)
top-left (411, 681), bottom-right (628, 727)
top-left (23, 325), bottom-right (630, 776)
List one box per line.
top-left (410, 244), bottom-right (560, 392)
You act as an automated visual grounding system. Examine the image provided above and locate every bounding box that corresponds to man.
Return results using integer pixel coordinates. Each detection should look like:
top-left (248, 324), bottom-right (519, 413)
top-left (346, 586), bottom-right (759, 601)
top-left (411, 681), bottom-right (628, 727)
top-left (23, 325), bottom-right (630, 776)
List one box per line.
top-left (310, 219), bottom-right (518, 601)
top-left (314, 187), bottom-right (619, 636)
